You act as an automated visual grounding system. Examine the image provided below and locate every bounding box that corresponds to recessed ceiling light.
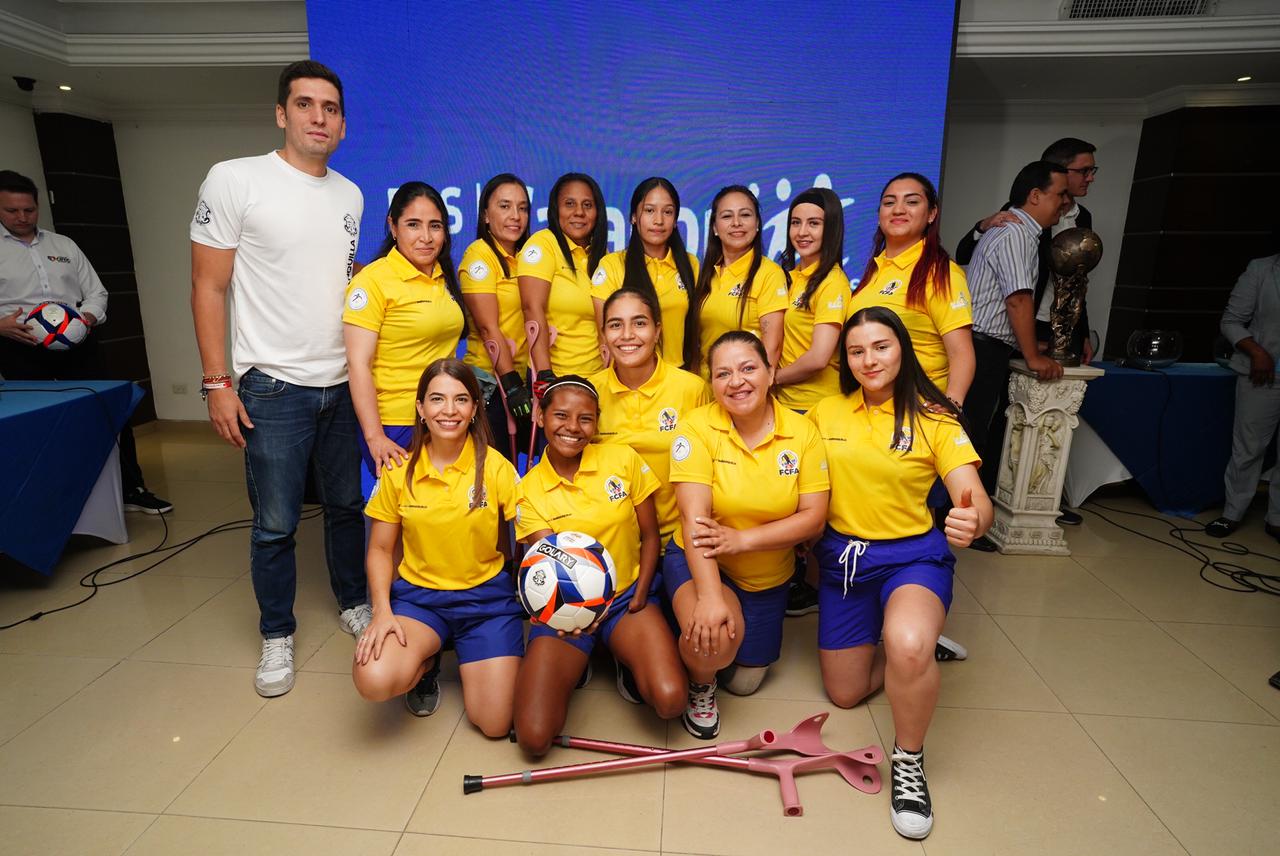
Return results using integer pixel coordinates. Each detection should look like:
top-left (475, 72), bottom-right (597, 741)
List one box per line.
top-left (1237, 75), bottom-right (1253, 82)
top-left (58, 84), bottom-right (71, 91)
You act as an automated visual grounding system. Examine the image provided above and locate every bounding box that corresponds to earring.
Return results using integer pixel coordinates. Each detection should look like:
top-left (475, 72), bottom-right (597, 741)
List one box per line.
top-left (470, 415), bottom-right (476, 424)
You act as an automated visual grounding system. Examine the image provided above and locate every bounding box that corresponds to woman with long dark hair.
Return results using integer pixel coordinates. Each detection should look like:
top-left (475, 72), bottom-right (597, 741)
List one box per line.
top-left (848, 173), bottom-right (974, 407)
top-left (666, 331), bottom-right (829, 739)
top-left (809, 306), bottom-right (991, 840)
top-left (683, 186), bottom-right (788, 376)
top-left (590, 177), bottom-right (699, 367)
top-left (774, 187), bottom-right (851, 412)
top-left (353, 359), bottom-right (523, 735)
top-left (512, 376), bottom-right (683, 755)
top-left (518, 173), bottom-right (609, 389)
top-left (460, 173), bottom-right (534, 456)
top-left (344, 182), bottom-right (467, 496)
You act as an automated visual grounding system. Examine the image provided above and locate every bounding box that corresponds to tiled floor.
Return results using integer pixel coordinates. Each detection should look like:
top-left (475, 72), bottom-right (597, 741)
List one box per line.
top-left (2, 421), bottom-right (1278, 855)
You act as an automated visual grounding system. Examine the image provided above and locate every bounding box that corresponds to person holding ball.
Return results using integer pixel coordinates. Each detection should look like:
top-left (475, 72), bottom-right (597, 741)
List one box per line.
top-left (353, 359), bottom-right (522, 735)
top-left (809, 306), bottom-right (991, 841)
top-left (666, 331), bottom-right (830, 739)
top-left (344, 182), bottom-right (467, 497)
top-left (512, 376), bottom-right (685, 756)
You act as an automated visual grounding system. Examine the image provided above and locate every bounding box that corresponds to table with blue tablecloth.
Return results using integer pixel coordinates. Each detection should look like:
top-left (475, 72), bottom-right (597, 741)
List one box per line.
top-left (0, 379), bottom-right (142, 574)
top-left (1067, 361), bottom-right (1236, 517)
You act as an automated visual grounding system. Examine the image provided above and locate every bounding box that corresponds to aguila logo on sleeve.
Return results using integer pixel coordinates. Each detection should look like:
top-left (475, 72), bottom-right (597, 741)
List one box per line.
top-left (523, 245), bottom-right (542, 264)
top-left (193, 201), bottom-right (212, 225)
top-left (777, 450), bottom-right (799, 476)
top-left (658, 408), bottom-right (677, 432)
top-left (344, 214), bottom-right (358, 236)
top-left (591, 268), bottom-right (607, 287)
top-left (348, 288), bottom-right (368, 311)
top-left (467, 260), bottom-right (490, 281)
top-left (672, 435), bottom-right (691, 462)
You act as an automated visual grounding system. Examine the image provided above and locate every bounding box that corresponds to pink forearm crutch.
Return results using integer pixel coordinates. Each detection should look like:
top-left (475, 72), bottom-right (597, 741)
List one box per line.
top-left (548, 732), bottom-right (884, 817)
top-left (483, 338), bottom-right (519, 464)
top-left (464, 728), bottom-right (778, 794)
top-left (523, 320), bottom-right (558, 463)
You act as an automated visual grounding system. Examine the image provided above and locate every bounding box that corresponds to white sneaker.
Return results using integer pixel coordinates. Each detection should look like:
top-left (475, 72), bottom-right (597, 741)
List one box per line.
top-left (682, 680), bottom-right (720, 740)
top-left (255, 635), bottom-right (295, 698)
top-left (934, 634), bottom-right (968, 661)
top-left (338, 603), bottom-right (373, 637)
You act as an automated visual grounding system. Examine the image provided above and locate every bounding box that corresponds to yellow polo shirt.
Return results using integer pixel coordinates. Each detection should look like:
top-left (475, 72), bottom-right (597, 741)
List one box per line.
top-left (696, 250), bottom-right (789, 375)
top-left (343, 248), bottom-right (465, 425)
top-left (515, 442), bottom-right (660, 592)
top-left (589, 359), bottom-right (710, 542)
top-left (459, 238), bottom-right (528, 377)
top-left (365, 437), bottom-right (519, 590)
top-left (776, 263), bottom-right (851, 412)
top-left (848, 240), bottom-right (972, 388)
top-left (669, 400), bottom-right (829, 591)
top-left (590, 248), bottom-right (699, 365)
top-left (517, 228), bottom-right (602, 376)
top-left (809, 390), bottom-right (980, 540)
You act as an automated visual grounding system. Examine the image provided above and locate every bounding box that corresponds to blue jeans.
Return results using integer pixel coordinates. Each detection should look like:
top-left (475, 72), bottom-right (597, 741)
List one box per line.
top-left (240, 368), bottom-right (367, 638)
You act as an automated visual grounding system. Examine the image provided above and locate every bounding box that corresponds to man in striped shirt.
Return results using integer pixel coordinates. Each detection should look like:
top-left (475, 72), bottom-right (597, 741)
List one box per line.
top-left (963, 161), bottom-right (1070, 526)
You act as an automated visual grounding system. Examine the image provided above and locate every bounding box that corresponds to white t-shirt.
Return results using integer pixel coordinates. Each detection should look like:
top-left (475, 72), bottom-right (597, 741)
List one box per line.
top-left (190, 151), bottom-right (363, 386)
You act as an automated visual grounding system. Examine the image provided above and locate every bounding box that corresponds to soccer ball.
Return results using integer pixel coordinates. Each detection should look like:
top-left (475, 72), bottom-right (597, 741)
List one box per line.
top-left (26, 302), bottom-right (89, 350)
top-left (518, 531), bottom-right (618, 633)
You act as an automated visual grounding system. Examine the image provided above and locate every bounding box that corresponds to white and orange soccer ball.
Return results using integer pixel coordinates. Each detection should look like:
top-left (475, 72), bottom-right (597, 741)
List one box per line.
top-left (25, 302), bottom-right (88, 350)
top-left (518, 531), bottom-right (618, 633)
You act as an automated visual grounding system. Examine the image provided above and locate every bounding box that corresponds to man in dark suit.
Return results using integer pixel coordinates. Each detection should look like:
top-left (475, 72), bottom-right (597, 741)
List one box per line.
top-left (955, 137), bottom-right (1097, 362)
top-left (955, 138), bottom-right (1097, 529)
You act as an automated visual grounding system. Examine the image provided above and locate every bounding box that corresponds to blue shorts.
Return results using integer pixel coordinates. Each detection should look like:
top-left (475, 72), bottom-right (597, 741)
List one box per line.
top-left (358, 424), bottom-right (414, 501)
top-left (528, 572), bottom-right (663, 656)
top-left (390, 571), bottom-right (525, 664)
top-left (662, 540), bottom-right (789, 667)
top-left (812, 526), bottom-right (954, 650)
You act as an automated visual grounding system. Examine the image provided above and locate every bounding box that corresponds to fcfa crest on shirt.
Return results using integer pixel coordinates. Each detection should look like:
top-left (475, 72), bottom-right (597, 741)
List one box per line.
top-left (727, 282), bottom-right (744, 298)
top-left (605, 476), bottom-right (628, 502)
top-left (658, 408), bottom-right (678, 432)
top-left (468, 485), bottom-right (488, 509)
top-left (879, 278), bottom-right (902, 296)
top-left (891, 427), bottom-right (914, 453)
top-left (777, 450), bottom-right (799, 476)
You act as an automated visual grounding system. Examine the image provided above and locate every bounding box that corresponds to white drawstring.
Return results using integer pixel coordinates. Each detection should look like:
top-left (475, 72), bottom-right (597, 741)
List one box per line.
top-left (837, 538), bottom-right (869, 598)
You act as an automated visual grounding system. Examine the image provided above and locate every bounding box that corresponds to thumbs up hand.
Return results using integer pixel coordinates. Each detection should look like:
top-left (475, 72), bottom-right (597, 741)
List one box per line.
top-left (944, 487), bottom-right (981, 548)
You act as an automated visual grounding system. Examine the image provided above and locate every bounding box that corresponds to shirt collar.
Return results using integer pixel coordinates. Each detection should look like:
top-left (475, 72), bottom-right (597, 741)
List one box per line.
top-left (1010, 207), bottom-right (1044, 234)
top-left (876, 239), bottom-right (924, 272)
top-left (605, 359), bottom-right (669, 399)
top-left (386, 246), bottom-right (443, 284)
top-left (415, 436), bottom-right (477, 483)
top-left (540, 442), bottom-right (600, 488)
top-left (1, 224), bottom-right (42, 245)
top-left (645, 249), bottom-right (677, 272)
top-left (719, 248), bottom-right (757, 281)
top-left (706, 397), bottom-right (796, 451)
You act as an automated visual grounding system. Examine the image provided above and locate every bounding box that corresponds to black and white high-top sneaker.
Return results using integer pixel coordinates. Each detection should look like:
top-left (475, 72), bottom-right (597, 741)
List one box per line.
top-left (890, 745), bottom-right (933, 839)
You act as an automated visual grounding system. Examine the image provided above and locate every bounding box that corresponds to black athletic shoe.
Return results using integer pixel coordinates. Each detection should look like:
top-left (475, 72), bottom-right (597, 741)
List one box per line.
top-left (934, 635), bottom-right (968, 661)
top-left (785, 580), bottom-right (819, 617)
top-left (890, 745), bottom-right (933, 839)
top-left (1205, 517), bottom-right (1240, 538)
top-left (1056, 508), bottom-right (1083, 526)
top-left (123, 488), bottom-right (173, 515)
top-left (614, 657), bottom-right (642, 704)
top-left (405, 659), bottom-right (442, 717)
top-left (968, 535), bottom-right (998, 553)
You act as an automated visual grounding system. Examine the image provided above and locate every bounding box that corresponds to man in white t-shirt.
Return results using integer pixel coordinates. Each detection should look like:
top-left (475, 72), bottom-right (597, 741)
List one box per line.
top-left (190, 60), bottom-right (370, 698)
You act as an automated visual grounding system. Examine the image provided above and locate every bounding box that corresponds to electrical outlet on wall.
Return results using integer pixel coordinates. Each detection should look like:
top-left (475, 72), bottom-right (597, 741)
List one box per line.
top-left (172, 383), bottom-right (188, 395)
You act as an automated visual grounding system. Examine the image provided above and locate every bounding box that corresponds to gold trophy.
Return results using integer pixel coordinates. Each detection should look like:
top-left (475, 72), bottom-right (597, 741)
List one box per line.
top-left (1047, 227), bottom-right (1103, 366)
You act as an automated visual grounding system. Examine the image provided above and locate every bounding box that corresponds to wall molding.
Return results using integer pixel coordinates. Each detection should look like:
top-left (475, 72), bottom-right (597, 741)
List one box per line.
top-left (0, 9), bottom-right (307, 66)
top-left (957, 15), bottom-right (1280, 57)
top-left (950, 81), bottom-right (1280, 120)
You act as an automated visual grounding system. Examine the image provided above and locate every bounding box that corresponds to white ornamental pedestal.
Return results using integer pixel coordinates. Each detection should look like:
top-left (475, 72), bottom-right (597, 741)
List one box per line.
top-left (989, 360), bottom-right (1104, 555)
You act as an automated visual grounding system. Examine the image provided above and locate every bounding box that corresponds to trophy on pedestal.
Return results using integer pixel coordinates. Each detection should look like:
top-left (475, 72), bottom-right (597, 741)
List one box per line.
top-left (1047, 228), bottom-right (1103, 367)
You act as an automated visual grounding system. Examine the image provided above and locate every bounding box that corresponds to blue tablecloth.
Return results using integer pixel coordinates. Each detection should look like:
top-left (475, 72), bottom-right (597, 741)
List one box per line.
top-left (1078, 361), bottom-right (1236, 517)
top-left (0, 380), bottom-right (142, 574)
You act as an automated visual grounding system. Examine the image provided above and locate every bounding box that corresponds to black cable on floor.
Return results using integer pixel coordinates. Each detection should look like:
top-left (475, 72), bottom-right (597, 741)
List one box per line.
top-left (1081, 498), bottom-right (1280, 597)
top-left (0, 506), bottom-right (323, 631)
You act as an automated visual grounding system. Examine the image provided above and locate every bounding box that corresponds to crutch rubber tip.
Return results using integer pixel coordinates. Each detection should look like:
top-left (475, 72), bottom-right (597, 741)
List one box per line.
top-left (507, 730), bottom-right (517, 743)
top-left (463, 775), bottom-right (483, 794)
